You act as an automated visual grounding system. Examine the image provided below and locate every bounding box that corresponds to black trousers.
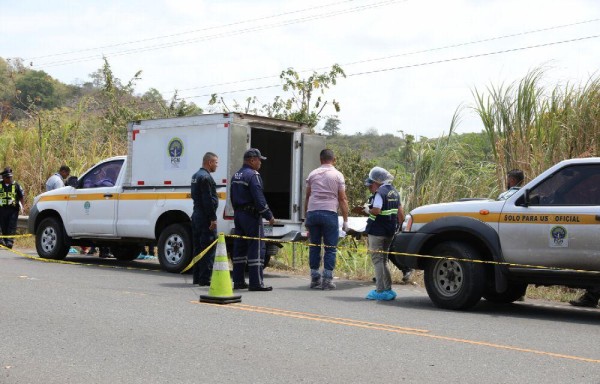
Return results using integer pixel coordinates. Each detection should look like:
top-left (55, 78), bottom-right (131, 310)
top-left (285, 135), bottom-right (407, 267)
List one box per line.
top-left (0, 208), bottom-right (18, 248)
top-left (191, 211), bottom-right (217, 284)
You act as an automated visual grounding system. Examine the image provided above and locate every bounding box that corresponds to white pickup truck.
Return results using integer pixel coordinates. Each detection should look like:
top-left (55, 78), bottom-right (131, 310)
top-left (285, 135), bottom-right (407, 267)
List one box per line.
top-left (390, 157), bottom-right (600, 309)
top-left (28, 113), bottom-right (329, 273)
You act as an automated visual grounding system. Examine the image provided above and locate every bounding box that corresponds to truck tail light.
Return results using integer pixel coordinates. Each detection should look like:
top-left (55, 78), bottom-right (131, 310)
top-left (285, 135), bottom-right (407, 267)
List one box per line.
top-left (401, 214), bottom-right (413, 232)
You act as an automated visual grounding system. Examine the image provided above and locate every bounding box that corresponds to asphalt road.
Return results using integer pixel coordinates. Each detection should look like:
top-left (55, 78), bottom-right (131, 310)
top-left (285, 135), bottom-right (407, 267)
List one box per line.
top-left (2, 247), bottom-right (600, 384)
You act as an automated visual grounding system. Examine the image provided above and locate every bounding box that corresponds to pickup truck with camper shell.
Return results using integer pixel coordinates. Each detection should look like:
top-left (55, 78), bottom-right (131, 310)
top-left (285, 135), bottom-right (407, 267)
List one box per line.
top-left (389, 157), bottom-right (600, 310)
top-left (28, 113), bottom-right (330, 273)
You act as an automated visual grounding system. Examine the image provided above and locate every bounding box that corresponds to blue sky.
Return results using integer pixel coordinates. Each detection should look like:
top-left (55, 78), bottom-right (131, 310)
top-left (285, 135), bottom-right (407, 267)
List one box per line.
top-left (1, 0), bottom-right (599, 138)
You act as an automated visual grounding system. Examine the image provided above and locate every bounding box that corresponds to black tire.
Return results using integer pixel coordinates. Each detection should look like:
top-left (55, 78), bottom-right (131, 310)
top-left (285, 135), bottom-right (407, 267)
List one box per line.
top-left (424, 241), bottom-right (486, 310)
top-left (264, 242), bottom-right (280, 268)
top-left (35, 217), bottom-right (70, 260)
top-left (111, 245), bottom-right (144, 261)
top-left (483, 282), bottom-right (528, 304)
top-left (157, 223), bottom-right (193, 273)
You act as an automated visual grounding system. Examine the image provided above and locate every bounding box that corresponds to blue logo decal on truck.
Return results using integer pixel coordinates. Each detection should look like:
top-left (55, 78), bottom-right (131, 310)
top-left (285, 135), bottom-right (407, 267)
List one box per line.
top-left (168, 138), bottom-right (184, 167)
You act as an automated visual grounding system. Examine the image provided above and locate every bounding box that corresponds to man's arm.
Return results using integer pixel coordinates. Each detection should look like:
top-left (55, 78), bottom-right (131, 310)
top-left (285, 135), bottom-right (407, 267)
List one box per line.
top-left (199, 177), bottom-right (217, 221)
top-left (304, 185), bottom-right (311, 216)
top-left (397, 205), bottom-right (405, 226)
top-left (337, 189), bottom-right (349, 229)
top-left (17, 184), bottom-right (25, 213)
top-left (199, 177), bottom-right (218, 230)
top-left (249, 174), bottom-right (274, 223)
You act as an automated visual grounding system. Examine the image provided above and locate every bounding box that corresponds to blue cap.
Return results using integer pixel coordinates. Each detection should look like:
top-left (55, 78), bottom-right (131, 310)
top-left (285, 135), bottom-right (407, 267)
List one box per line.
top-left (244, 148), bottom-right (267, 160)
top-left (364, 177), bottom-right (374, 186)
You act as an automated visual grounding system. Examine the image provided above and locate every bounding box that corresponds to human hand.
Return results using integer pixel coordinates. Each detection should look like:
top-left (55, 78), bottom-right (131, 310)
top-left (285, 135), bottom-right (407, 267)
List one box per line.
top-left (363, 203), bottom-right (370, 215)
top-left (209, 220), bottom-right (217, 231)
top-left (268, 217), bottom-right (275, 225)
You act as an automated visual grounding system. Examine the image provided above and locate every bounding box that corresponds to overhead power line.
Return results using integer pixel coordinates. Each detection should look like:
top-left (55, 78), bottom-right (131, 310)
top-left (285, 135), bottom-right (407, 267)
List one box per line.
top-left (34, 0), bottom-right (406, 68)
top-left (176, 34), bottom-right (600, 101)
top-left (26, 0), bottom-right (358, 61)
top-left (68, 33), bottom-right (600, 114)
top-left (163, 17), bottom-right (600, 96)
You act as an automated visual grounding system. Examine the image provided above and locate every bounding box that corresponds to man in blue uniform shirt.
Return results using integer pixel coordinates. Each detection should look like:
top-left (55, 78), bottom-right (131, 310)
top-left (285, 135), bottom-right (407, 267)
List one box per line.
top-left (230, 148), bottom-right (275, 291)
top-left (191, 152), bottom-right (219, 286)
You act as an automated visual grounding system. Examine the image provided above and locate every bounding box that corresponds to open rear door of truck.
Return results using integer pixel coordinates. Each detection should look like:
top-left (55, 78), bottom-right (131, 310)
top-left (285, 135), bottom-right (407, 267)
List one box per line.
top-left (224, 122), bottom-right (249, 218)
top-left (300, 134), bottom-right (326, 220)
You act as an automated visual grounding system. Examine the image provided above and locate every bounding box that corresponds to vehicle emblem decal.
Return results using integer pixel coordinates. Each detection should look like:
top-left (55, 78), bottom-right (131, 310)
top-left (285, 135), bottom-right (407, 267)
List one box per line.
top-left (549, 225), bottom-right (568, 247)
top-left (168, 137), bottom-right (184, 167)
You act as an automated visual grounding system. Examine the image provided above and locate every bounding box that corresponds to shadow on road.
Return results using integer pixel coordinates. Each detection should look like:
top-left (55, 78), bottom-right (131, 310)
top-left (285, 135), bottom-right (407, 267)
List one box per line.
top-left (330, 293), bottom-right (600, 326)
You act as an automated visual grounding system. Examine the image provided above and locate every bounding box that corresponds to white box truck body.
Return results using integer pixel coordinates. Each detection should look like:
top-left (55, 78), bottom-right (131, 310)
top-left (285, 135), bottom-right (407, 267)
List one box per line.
top-left (29, 113), bottom-right (326, 272)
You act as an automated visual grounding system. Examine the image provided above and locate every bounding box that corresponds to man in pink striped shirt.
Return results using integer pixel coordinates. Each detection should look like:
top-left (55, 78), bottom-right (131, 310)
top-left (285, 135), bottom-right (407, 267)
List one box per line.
top-left (304, 149), bottom-right (349, 290)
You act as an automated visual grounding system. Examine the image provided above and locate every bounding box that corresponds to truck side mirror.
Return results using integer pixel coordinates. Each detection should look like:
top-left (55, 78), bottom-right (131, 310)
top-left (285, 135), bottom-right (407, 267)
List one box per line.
top-left (518, 188), bottom-right (530, 207)
top-left (66, 176), bottom-right (79, 188)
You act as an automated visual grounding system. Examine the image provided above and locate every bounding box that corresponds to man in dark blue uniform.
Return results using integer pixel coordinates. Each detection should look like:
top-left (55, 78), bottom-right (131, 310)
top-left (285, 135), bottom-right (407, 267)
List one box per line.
top-left (230, 148), bottom-right (275, 291)
top-left (191, 152), bottom-right (219, 286)
top-left (0, 167), bottom-right (25, 249)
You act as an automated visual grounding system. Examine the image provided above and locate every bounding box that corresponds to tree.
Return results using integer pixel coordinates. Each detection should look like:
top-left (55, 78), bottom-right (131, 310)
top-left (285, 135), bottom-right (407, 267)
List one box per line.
top-left (277, 65), bottom-right (345, 129)
top-left (322, 117), bottom-right (341, 136)
top-left (13, 70), bottom-right (61, 110)
top-left (208, 64), bottom-right (346, 131)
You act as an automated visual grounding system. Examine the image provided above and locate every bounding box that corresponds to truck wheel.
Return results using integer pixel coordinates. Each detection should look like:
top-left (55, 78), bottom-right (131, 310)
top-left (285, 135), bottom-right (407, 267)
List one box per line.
top-left (264, 243), bottom-right (280, 268)
top-left (483, 282), bottom-right (527, 304)
top-left (158, 223), bottom-right (192, 273)
top-left (424, 241), bottom-right (485, 310)
top-left (112, 245), bottom-right (144, 261)
top-left (36, 217), bottom-right (70, 260)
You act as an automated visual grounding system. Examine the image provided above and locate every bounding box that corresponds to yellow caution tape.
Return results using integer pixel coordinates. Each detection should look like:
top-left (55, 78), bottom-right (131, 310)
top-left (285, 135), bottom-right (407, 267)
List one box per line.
top-left (3, 231), bottom-right (598, 275)
top-left (0, 234), bottom-right (32, 239)
top-left (180, 238), bottom-right (218, 274)
top-left (0, 243), bottom-right (160, 272)
top-left (224, 234), bottom-right (600, 274)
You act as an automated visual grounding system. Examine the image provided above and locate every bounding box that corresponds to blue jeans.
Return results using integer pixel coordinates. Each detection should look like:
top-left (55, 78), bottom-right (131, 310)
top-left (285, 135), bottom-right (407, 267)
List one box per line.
top-left (305, 210), bottom-right (339, 278)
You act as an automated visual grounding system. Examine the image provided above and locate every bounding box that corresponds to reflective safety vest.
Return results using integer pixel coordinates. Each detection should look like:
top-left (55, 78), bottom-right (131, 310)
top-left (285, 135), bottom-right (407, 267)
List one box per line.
top-left (365, 184), bottom-right (400, 237)
top-left (0, 184), bottom-right (17, 208)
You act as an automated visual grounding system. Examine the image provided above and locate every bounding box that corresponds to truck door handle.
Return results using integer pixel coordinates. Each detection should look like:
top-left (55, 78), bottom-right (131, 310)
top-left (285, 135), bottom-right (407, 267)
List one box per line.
top-left (103, 194), bottom-right (113, 198)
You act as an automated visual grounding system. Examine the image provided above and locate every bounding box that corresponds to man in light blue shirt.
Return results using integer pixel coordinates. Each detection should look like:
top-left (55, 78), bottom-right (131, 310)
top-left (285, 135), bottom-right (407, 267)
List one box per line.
top-left (45, 165), bottom-right (70, 191)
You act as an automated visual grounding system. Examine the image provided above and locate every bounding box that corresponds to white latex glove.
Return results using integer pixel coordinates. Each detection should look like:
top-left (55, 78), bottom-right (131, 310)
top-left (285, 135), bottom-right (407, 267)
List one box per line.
top-left (342, 221), bottom-right (349, 232)
top-left (363, 203), bottom-right (370, 215)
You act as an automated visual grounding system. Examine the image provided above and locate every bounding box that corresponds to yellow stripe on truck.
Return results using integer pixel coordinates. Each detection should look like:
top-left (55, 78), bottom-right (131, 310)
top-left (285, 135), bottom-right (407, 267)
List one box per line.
top-left (414, 212), bottom-right (502, 223)
top-left (414, 212), bottom-right (596, 225)
top-left (38, 191), bottom-right (227, 202)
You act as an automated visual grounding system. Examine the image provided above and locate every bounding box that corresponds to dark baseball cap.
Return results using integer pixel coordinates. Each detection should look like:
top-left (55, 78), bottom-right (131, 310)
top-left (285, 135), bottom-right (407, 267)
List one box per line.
top-left (364, 177), bottom-right (374, 186)
top-left (1, 167), bottom-right (13, 178)
top-left (244, 148), bottom-right (267, 160)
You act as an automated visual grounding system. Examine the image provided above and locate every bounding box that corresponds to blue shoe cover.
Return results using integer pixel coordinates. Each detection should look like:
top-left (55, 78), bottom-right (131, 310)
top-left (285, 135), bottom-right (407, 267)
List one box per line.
top-left (381, 290), bottom-right (397, 300)
top-left (366, 289), bottom-right (396, 301)
top-left (69, 247), bottom-right (78, 254)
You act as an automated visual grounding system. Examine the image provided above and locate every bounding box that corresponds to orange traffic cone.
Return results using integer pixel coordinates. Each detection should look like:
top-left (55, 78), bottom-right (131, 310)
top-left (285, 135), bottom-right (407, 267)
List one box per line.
top-left (200, 233), bottom-right (242, 304)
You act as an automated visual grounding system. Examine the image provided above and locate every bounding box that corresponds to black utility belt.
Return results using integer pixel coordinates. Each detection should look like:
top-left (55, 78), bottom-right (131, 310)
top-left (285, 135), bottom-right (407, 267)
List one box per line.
top-left (235, 205), bottom-right (259, 215)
